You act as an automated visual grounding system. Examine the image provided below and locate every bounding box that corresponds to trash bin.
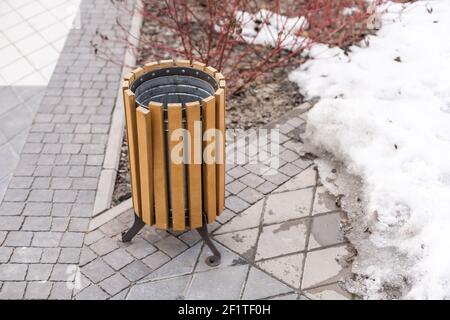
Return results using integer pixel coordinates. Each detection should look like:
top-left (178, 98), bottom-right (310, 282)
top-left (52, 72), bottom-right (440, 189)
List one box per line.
top-left (121, 60), bottom-right (226, 266)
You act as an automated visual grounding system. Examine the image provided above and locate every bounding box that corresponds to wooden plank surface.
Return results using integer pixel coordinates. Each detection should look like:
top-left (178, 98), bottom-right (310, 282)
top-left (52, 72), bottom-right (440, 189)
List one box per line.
top-left (123, 89), bottom-right (142, 217)
top-left (215, 88), bottom-right (226, 214)
top-left (185, 101), bottom-right (203, 228)
top-left (202, 96), bottom-right (217, 223)
top-left (136, 107), bottom-right (154, 225)
top-left (150, 102), bottom-right (169, 229)
top-left (168, 103), bottom-right (186, 231)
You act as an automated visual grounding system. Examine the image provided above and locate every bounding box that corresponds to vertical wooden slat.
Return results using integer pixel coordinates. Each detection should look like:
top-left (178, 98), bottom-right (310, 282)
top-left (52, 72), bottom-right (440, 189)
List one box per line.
top-left (175, 60), bottom-right (191, 67)
top-left (186, 101), bottom-right (203, 229)
top-left (168, 103), bottom-right (185, 231)
top-left (202, 96), bottom-right (217, 223)
top-left (123, 90), bottom-right (142, 217)
top-left (215, 88), bottom-right (225, 214)
top-left (136, 107), bottom-right (154, 225)
top-left (150, 102), bottom-right (169, 229)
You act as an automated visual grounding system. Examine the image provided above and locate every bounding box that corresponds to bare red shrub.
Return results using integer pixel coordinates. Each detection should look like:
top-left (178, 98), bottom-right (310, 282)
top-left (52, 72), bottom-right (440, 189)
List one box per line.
top-left (96, 0), bottom-right (404, 94)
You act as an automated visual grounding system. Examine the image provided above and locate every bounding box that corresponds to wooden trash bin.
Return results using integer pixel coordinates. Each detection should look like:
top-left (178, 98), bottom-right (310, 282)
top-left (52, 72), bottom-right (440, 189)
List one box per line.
top-left (121, 60), bottom-right (226, 266)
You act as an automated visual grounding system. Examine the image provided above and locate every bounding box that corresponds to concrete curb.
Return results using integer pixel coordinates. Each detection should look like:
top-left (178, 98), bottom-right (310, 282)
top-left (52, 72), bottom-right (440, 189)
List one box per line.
top-left (92, 0), bottom-right (143, 217)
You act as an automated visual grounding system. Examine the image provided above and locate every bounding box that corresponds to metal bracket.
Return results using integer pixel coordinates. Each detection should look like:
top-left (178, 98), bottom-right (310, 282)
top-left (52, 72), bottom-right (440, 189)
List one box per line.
top-left (121, 213), bottom-right (145, 242)
top-left (196, 214), bottom-right (221, 267)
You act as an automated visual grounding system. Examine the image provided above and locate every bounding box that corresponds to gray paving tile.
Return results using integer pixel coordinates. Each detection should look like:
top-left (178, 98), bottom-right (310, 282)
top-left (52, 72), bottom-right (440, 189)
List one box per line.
top-left (256, 253), bottom-right (304, 288)
top-left (242, 267), bottom-right (292, 300)
top-left (127, 275), bottom-right (190, 300)
top-left (255, 219), bottom-right (309, 261)
top-left (187, 265), bottom-right (248, 300)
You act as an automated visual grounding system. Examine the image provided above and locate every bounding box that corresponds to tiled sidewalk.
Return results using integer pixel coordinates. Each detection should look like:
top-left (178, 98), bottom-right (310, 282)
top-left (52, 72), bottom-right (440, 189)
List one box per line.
top-left (0, 0), bottom-right (81, 202)
top-left (73, 108), bottom-right (353, 300)
top-left (0, 0), bottom-right (134, 299)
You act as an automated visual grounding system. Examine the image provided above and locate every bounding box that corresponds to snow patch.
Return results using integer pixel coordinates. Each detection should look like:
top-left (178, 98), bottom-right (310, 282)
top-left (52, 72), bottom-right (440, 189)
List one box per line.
top-left (290, 0), bottom-right (450, 299)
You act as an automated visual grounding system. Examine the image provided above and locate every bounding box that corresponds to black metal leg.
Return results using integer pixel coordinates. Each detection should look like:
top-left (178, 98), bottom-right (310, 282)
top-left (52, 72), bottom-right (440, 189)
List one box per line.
top-left (122, 213), bottom-right (145, 242)
top-left (196, 214), bottom-right (221, 267)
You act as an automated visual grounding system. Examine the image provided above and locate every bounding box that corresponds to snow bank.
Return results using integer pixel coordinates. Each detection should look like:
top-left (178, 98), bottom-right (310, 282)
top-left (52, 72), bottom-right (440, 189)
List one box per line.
top-left (289, 0), bottom-right (450, 299)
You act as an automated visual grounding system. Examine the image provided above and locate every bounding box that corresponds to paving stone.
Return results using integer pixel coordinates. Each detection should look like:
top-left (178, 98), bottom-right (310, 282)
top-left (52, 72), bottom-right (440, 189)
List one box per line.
top-left (216, 199), bottom-right (264, 234)
top-left (121, 260), bottom-right (152, 282)
top-left (22, 216), bottom-right (52, 231)
top-left (81, 258), bottom-right (115, 284)
top-left (27, 264), bottom-right (53, 281)
top-left (242, 267), bottom-right (292, 300)
top-left (3, 189), bottom-right (29, 202)
top-left (215, 209), bottom-right (235, 225)
top-left (51, 177), bottom-right (72, 189)
top-left (103, 248), bottom-right (134, 270)
top-left (0, 281), bottom-right (26, 299)
top-left (23, 202), bottom-right (52, 216)
top-left (228, 166), bottom-right (249, 179)
top-left (127, 275), bottom-right (190, 300)
top-left (51, 203), bottom-right (72, 217)
top-left (226, 180), bottom-right (247, 195)
top-left (302, 245), bottom-right (351, 290)
top-left (25, 282), bottom-right (52, 300)
top-left (187, 265), bottom-right (248, 300)
top-left (144, 244), bottom-right (202, 281)
top-left (264, 188), bottom-right (313, 224)
top-left (142, 251), bottom-right (171, 271)
top-left (41, 248), bottom-right (61, 263)
top-left (49, 282), bottom-right (73, 300)
top-left (214, 228), bottom-right (259, 261)
top-left (237, 187), bottom-right (264, 204)
top-left (75, 284), bottom-right (109, 300)
top-left (0, 217), bottom-right (24, 231)
top-left (309, 212), bottom-right (346, 250)
top-left (28, 189), bottom-right (53, 202)
top-left (275, 166), bottom-right (317, 192)
top-left (60, 232), bottom-right (85, 248)
top-left (54, 190), bottom-right (78, 203)
top-left (256, 181), bottom-right (278, 195)
top-left (79, 246), bottom-right (97, 266)
top-left (0, 264), bottom-right (28, 281)
top-left (11, 247), bottom-right (43, 263)
top-left (51, 217), bottom-right (70, 231)
top-left (278, 163), bottom-right (303, 177)
top-left (70, 204), bottom-right (93, 217)
top-left (0, 231), bottom-right (6, 245)
top-left (59, 248), bottom-right (82, 263)
top-left (84, 230), bottom-right (105, 245)
top-left (0, 247), bottom-right (13, 263)
top-left (32, 232), bottom-right (63, 247)
top-left (99, 273), bottom-right (130, 296)
top-left (239, 173), bottom-right (265, 188)
top-left (280, 149), bottom-right (300, 163)
top-left (196, 241), bottom-right (246, 273)
top-left (177, 229), bottom-right (202, 246)
top-left (304, 282), bottom-right (352, 300)
top-left (225, 196), bottom-right (250, 213)
top-left (263, 172), bottom-right (290, 186)
top-left (269, 293), bottom-right (299, 300)
top-left (90, 236), bottom-right (119, 256)
top-left (99, 219), bottom-right (125, 237)
top-left (312, 186), bottom-right (339, 215)
top-left (0, 202), bottom-right (25, 216)
top-left (256, 219), bottom-right (309, 261)
top-left (154, 235), bottom-right (188, 258)
top-left (257, 253), bottom-right (304, 288)
top-left (4, 231), bottom-right (32, 246)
